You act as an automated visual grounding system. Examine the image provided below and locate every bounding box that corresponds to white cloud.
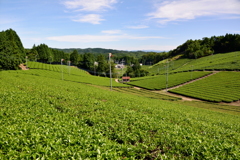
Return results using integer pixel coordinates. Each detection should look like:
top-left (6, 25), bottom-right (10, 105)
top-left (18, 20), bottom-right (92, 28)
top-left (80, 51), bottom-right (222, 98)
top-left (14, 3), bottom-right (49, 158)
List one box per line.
top-left (63, 0), bottom-right (117, 24)
top-left (148, 0), bottom-right (240, 24)
top-left (127, 25), bottom-right (149, 29)
top-left (72, 14), bottom-right (104, 24)
top-left (101, 30), bottom-right (121, 34)
top-left (47, 34), bottom-right (164, 43)
top-left (63, 0), bottom-right (117, 12)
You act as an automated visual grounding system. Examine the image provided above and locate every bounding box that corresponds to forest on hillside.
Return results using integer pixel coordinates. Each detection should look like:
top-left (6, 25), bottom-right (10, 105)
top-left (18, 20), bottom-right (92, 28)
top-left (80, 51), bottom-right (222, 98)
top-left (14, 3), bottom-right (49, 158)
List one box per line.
top-left (1, 28), bottom-right (240, 75)
top-left (54, 48), bottom-right (156, 59)
top-left (169, 34), bottom-right (240, 59)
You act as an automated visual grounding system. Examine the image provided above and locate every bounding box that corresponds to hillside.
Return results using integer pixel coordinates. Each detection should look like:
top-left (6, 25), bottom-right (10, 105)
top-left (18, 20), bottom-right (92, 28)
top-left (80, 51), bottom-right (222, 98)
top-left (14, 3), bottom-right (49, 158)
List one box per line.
top-left (0, 70), bottom-right (239, 159)
top-left (123, 51), bottom-right (240, 104)
top-left (1, 28), bottom-right (240, 158)
top-left (55, 48), bottom-right (154, 58)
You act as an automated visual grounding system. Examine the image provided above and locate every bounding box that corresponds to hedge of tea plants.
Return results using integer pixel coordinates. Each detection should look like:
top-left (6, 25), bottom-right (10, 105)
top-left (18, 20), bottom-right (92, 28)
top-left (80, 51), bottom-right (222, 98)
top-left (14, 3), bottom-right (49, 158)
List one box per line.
top-left (0, 70), bottom-right (239, 159)
top-left (127, 71), bottom-right (211, 90)
top-left (169, 72), bottom-right (240, 102)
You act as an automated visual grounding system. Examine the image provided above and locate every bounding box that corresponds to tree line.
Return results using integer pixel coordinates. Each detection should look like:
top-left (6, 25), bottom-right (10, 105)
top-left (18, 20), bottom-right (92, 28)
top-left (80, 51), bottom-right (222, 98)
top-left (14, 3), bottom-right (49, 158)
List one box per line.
top-left (69, 51), bottom-right (149, 78)
top-left (169, 33), bottom-right (240, 59)
top-left (1, 28), bottom-right (239, 77)
top-left (138, 33), bottom-right (240, 65)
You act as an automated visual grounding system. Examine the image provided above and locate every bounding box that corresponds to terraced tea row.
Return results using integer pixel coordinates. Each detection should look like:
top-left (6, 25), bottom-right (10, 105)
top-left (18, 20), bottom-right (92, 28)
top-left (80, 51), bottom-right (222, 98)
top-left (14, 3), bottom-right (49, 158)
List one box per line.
top-left (20, 62), bottom-right (127, 87)
top-left (144, 51), bottom-right (240, 75)
top-left (169, 72), bottom-right (240, 102)
top-left (27, 61), bottom-right (88, 76)
top-left (0, 71), bottom-right (239, 159)
top-left (172, 51), bottom-right (240, 72)
top-left (127, 71), bottom-right (211, 90)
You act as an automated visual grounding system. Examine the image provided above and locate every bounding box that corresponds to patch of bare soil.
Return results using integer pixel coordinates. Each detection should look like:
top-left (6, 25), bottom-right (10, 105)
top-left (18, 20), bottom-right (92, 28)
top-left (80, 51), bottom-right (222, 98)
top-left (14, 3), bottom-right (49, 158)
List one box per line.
top-left (134, 87), bottom-right (141, 90)
top-left (221, 100), bottom-right (240, 106)
top-left (152, 90), bottom-right (201, 101)
top-left (19, 64), bottom-right (28, 70)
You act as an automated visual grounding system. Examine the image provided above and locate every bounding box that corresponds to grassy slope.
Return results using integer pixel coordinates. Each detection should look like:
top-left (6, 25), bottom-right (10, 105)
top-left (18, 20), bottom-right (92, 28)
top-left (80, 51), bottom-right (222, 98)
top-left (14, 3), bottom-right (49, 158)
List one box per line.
top-left (145, 51), bottom-right (240, 75)
top-left (23, 62), bottom-right (128, 87)
top-left (127, 71), bottom-right (211, 90)
top-left (0, 71), bottom-right (239, 159)
top-left (169, 72), bottom-right (240, 102)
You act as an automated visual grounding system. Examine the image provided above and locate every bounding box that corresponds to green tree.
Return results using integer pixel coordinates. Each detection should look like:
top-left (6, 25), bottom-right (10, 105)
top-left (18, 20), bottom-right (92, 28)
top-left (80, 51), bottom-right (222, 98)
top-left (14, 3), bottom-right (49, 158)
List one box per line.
top-left (80, 53), bottom-right (95, 71)
top-left (70, 50), bottom-right (80, 66)
top-left (0, 29), bottom-right (25, 70)
top-left (96, 54), bottom-right (108, 76)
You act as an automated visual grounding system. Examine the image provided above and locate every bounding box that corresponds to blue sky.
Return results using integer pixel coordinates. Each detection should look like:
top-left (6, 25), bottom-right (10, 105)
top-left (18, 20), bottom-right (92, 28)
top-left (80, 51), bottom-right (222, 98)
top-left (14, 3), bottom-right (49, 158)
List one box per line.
top-left (1, 0), bottom-right (240, 51)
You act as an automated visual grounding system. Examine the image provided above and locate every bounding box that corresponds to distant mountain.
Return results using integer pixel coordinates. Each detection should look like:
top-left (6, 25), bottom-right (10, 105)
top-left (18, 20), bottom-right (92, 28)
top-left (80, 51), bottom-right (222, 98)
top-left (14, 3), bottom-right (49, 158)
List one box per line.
top-left (54, 48), bottom-right (162, 58)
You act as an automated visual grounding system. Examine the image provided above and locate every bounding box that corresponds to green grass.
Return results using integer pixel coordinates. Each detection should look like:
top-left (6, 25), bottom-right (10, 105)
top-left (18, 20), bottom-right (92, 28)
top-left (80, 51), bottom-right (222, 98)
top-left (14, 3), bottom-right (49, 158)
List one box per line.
top-left (146, 58), bottom-right (192, 75)
top-left (127, 71), bottom-right (211, 90)
top-left (0, 70), bottom-right (239, 159)
top-left (172, 100), bottom-right (240, 116)
top-left (169, 72), bottom-right (240, 103)
top-left (144, 51), bottom-right (240, 75)
top-left (171, 51), bottom-right (240, 73)
top-left (23, 62), bottom-right (128, 87)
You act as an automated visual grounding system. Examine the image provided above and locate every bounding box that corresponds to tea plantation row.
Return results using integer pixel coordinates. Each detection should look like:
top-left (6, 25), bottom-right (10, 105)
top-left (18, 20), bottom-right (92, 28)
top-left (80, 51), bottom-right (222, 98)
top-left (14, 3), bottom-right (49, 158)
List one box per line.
top-left (146, 51), bottom-right (240, 74)
top-left (127, 71), bottom-right (211, 90)
top-left (18, 62), bottom-right (127, 87)
top-left (0, 71), bottom-right (239, 159)
top-left (169, 72), bottom-right (240, 102)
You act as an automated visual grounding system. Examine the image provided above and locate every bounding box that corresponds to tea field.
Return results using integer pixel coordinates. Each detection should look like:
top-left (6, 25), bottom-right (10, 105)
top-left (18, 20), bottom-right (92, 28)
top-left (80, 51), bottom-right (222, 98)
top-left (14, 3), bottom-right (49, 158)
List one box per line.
top-left (169, 72), bottom-right (240, 103)
top-left (172, 51), bottom-right (240, 73)
top-left (145, 51), bottom-right (240, 75)
top-left (127, 71), bottom-right (211, 90)
top-left (0, 71), bottom-right (239, 159)
top-left (20, 62), bottom-right (127, 87)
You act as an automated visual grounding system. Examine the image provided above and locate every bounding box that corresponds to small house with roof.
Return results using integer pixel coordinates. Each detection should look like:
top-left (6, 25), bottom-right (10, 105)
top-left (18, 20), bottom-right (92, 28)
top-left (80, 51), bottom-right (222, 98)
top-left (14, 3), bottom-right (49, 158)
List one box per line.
top-left (122, 76), bottom-right (130, 82)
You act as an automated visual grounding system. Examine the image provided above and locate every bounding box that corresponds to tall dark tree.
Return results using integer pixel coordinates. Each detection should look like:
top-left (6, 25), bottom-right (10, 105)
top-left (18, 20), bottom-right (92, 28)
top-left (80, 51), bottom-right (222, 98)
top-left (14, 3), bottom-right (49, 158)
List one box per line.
top-left (0, 29), bottom-right (25, 70)
top-left (96, 54), bottom-right (108, 76)
top-left (70, 50), bottom-right (80, 65)
top-left (79, 53), bottom-right (95, 70)
top-left (124, 59), bottom-right (149, 77)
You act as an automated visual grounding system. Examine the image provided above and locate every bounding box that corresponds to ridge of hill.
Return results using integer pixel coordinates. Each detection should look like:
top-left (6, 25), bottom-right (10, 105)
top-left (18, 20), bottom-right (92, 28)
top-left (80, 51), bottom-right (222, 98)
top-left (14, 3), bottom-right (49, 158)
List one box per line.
top-left (145, 51), bottom-right (240, 75)
top-left (54, 47), bottom-right (156, 58)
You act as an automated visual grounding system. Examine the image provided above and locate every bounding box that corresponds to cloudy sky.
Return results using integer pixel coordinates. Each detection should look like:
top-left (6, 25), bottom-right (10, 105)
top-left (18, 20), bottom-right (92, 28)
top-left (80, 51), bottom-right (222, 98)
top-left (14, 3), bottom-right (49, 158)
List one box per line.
top-left (1, 0), bottom-right (240, 51)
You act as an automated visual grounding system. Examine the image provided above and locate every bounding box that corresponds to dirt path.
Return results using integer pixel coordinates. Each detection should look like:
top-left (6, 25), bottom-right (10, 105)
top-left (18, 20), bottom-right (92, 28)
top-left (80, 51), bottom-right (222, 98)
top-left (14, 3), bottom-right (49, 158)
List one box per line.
top-left (19, 64), bottom-right (28, 70)
top-left (152, 90), bottom-right (201, 101)
top-left (154, 71), bottom-right (219, 102)
top-left (221, 100), bottom-right (240, 106)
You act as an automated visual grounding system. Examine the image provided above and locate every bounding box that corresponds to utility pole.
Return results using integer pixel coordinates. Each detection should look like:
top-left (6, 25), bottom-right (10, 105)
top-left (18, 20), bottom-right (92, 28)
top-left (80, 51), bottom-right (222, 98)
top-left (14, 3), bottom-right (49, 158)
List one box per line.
top-left (191, 65), bottom-right (193, 80)
top-left (26, 56), bottom-right (28, 69)
top-left (109, 53), bottom-right (112, 91)
top-left (61, 59), bottom-right (64, 80)
top-left (68, 61), bottom-right (71, 75)
top-left (165, 60), bottom-right (169, 91)
top-left (120, 59), bottom-right (125, 76)
top-left (94, 61), bottom-right (98, 76)
top-left (50, 56), bottom-right (52, 65)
